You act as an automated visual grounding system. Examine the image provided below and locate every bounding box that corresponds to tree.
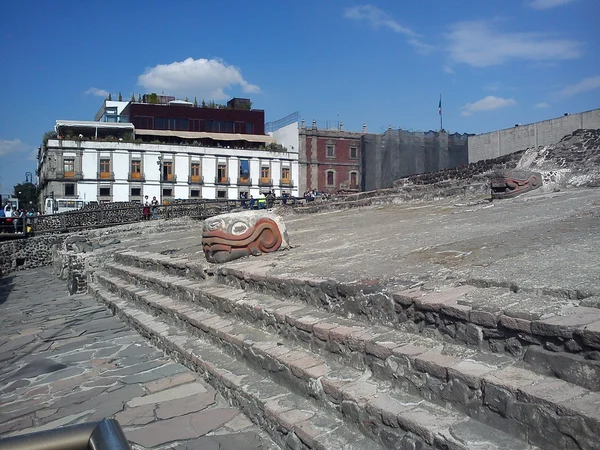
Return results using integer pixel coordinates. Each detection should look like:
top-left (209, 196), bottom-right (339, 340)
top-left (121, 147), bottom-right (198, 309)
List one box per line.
top-left (146, 93), bottom-right (159, 104)
top-left (108, 93), bottom-right (112, 101)
top-left (131, 93), bottom-right (136, 102)
top-left (13, 182), bottom-right (38, 210)
top-left (201, 99), bottom-right (207, 108)
top-left (138, 94), bottom-right (142, 102)
top-left (193, 96), bottom-right (198, 107)
top-left (185, 97), bottom-right (189, 102)
top-left (118, 92), bottom-right (123, 101)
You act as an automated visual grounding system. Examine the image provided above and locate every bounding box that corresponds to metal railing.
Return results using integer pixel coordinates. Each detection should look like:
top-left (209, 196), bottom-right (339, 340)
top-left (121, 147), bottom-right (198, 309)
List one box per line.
top-left (0, 418), bottom-right (130, 450)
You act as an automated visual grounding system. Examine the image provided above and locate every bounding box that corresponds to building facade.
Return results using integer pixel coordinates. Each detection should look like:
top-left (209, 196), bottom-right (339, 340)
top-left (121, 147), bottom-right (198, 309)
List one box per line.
top-left (298, 120), bottom-right (365, 194)
top-left (37, 119), bottom-right (298, 212)
top-left (123, 98), bottom-right (265, 136)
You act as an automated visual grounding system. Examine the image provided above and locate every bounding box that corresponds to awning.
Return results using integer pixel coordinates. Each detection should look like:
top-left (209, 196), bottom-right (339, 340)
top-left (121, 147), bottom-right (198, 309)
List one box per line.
top-left (55, 120), bottom-right (135, 130)
top-left (135, 129), bottom-right (274, 143)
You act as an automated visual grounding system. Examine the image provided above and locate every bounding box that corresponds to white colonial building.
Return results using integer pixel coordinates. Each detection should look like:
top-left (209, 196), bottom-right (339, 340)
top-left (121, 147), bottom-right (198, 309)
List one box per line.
top-left (37, 120), bottom-right (299, 213)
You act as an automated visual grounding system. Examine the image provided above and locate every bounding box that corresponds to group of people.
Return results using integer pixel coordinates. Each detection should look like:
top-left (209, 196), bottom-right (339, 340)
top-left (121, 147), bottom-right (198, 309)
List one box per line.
top-left (240, 190), bottom-right (290, 209)
top-left (142, 195), bottom-right (160, 220)
top-left (303, 189), bottom-right (328, 202)
top-left (0, 202), bottom-right (37, 234)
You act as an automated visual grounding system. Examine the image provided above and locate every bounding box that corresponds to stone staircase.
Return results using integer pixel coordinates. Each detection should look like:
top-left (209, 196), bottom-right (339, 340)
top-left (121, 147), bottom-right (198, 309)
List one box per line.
top-left (88, 250), bottom-right (600, 450)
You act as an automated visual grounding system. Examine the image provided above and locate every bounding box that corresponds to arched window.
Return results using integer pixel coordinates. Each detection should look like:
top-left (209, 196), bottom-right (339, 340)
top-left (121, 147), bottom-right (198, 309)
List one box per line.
top-left (349, 171), bottom-right (358, 189)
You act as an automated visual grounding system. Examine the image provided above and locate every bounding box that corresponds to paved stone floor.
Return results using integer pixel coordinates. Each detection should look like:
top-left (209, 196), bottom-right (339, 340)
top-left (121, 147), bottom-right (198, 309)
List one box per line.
top-left (0, 268), bottom-right (276, 449)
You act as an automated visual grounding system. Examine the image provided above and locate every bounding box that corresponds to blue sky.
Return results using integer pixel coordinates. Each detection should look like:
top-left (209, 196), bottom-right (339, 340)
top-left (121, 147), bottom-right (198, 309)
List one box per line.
top-left (1, 0), bottom-right (598, 193)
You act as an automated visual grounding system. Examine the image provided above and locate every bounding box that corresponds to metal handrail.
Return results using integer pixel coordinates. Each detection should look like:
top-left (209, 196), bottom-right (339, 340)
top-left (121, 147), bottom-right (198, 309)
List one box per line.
top-left (0, 418), bottom-right (130, 450)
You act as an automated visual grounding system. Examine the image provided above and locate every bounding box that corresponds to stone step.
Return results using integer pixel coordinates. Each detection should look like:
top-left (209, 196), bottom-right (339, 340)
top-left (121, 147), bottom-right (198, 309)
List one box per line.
top-left (96, 270), bottom-right (550, 450)
top-left (99, 261), bottom-right (600, 450)
top-left (112, 249), bottom-right (600, 392)
top-left (89, 283), bottom-right (383, 450)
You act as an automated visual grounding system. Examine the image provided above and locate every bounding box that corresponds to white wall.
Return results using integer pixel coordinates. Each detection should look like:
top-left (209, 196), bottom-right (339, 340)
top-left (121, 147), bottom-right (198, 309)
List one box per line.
top-left (78, 183), bottom-right (97, 203)
top-left (203, 155), bottom-right (217, 183)
top-left (227, 157), bottom-right (238, 184)
top-left (269, 121), bottom-right (299, 152)
top-left (174, 185), bottom-right (188, 199)
top-left (144, 152), bottom-right (159, 182)
top-left (113, 151), bottom-right (129, 180)
top-left (82, 149), bottom-right (97, 179)
top-left (174, 154), bottom-right (189, 183)
top-left (113, 183), bottom-right (129, 202)
top-left (249, 158), bottom-right (260, 183)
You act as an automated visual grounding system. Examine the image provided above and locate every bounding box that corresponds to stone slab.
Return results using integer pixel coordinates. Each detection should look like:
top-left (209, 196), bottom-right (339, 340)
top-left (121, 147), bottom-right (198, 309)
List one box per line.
top-left (0, 269), bottom-right (273, 449)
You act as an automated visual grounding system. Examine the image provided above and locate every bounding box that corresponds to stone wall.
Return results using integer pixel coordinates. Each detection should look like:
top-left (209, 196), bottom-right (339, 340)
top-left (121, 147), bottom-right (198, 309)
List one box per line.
top-left (361, 130), bottom-right (470, 191)
top-left (468, 108), bottom-right (600, 163)
top-left (0, 235), bottom-right (65, 276)
top-left (30, 200), bottom-right (238, 234)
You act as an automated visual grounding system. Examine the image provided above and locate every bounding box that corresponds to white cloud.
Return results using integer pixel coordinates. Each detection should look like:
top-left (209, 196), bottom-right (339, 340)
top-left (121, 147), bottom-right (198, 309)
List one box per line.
top-left (535, 102), bottom-right (550, 108)
top-left (559, 75), bottom-right (600, 97)
top-left (85, 87), bottom-right (110, 97)
top-left (528, 0), bottom-right (576, 10)
top-left (0, 138), bottom-right (34, 157)
top-left (445, 20), bottom-right (583, 67)
top-left (344, 5), bottom-right (415, 36)
top-left (442, 65), bottom-right (455, 74)
top-left (461, 96), bottom-right (516, 116)
top-left (343, 5), bottom-right (433, 52)
top-left (138, 57), bottom-right (260, 101)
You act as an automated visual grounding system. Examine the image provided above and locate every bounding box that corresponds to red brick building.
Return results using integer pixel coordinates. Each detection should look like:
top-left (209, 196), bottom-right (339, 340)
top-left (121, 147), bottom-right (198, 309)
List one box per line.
top-left (298, 120), bottom-right (366, 194)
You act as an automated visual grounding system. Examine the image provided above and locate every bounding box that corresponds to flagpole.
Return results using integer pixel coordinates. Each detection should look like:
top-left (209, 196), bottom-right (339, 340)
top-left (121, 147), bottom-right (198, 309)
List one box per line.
top-left (439, 94), bottom-right (443, 132)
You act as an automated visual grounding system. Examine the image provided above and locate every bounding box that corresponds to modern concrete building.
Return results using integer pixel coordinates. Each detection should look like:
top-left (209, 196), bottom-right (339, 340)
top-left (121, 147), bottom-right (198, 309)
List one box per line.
top-left (298, 120), bottom-right (365, 194)
top-left (37, 105), bottom-right (299, 212)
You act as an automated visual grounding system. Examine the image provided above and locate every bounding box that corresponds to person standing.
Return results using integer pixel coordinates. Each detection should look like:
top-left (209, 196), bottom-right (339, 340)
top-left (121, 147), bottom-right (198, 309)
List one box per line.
top-left (151, 196), bottom-right (159, 220)
top-left (142, 195), bottom-right (151, 220)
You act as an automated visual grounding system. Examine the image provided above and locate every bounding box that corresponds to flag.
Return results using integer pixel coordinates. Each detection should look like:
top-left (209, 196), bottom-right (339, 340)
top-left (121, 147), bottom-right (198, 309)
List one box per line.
top-left (438, 96), bottom-right (442, 115)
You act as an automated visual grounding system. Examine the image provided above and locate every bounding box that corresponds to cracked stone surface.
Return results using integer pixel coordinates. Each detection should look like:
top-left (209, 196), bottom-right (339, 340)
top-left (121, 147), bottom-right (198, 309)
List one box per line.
top-left (0, 268), bottom-right (276, 449)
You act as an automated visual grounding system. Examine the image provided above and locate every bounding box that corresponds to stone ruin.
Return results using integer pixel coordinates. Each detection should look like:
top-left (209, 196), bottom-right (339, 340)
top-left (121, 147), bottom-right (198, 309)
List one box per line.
top-left (202, 211), bottom-right (290, 263)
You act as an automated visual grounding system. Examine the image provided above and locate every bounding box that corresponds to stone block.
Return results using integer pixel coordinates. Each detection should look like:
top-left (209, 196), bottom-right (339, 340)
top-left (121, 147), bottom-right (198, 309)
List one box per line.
top-left (499, 315), bottom-right (532, 333)
top-left (340, 380), bottom-right (379, 404)
top-left (414, 286), bottom-right (477, 313)
top-left (523, 346), bottom-right (600, 392)
top-left (439, 303), bottom-right (471, 321)
top-left (413, 351), bottom-right (459, 380)
top-left (125, 408), bottom-right (239, 447)
top-left (469, 309), bottom-right (500, 328)
top-left (517, 378), bottom-right (586, 408)
top-left (291, 315), bottom-right (326, 332)
top-left (312, 322), bottom-right (339, 341)
top-left (392, 288), bottom-right (422, 307)
top-left (483, 366), bottom-right (543, 395)
top-left (329, 326), bottom-right (364, 344)
top-left (366, 394), bottom-right (417, 428)
top-left (448, 360), bottom-right (497, 389)
top-left (396, 403), bottom-right (463, 445)
top-left (531, 307), bottom-right (600, 338)
top-left (578, 320), bottom-right (600, 350)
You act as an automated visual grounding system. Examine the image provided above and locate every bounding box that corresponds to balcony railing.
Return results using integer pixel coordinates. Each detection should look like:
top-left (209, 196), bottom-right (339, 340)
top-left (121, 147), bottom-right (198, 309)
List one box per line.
top-left (128, 172), bottom-right (146, 182)
top-left (161, 174), bottom-right (177, 183)
top-left (188, 175), bottom-right (204, 184)
top-left (238, 177), bottom-right (252, 186)
top-left (259, 177), bottom-right (273, 187)
top-left (97, 171), bottom-right (115, 180)
top-left (280, 178), bottom-right (293, 187)
top-left (215, 176), bottom-right (230, 185)
top-left (56, 171), bottom-right (84, 180)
